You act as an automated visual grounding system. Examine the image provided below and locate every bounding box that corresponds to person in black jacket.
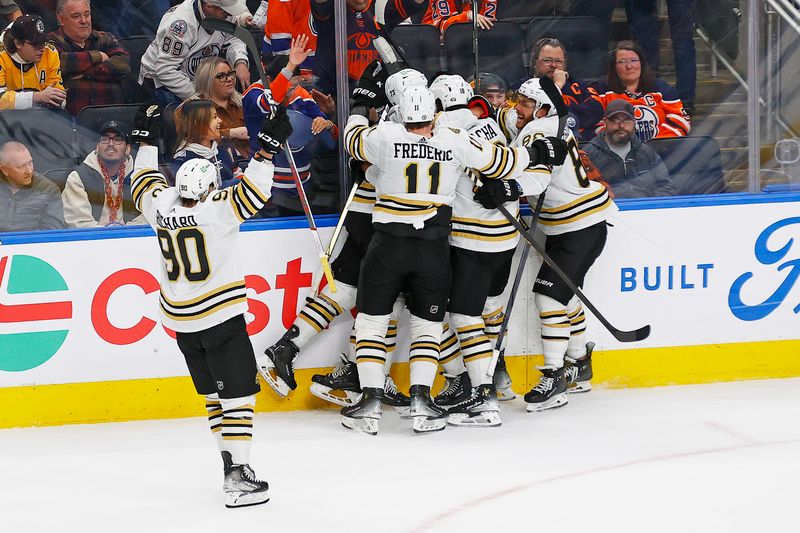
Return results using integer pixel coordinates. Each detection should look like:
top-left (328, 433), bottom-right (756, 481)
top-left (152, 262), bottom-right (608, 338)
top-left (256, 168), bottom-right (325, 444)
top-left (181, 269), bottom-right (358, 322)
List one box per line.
top-left (582, 100), bottom-right (675, 198)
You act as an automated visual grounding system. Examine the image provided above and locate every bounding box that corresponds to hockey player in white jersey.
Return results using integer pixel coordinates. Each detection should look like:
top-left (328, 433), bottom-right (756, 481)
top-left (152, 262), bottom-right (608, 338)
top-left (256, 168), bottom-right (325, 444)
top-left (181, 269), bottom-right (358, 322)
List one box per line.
top-left (139, 0), bottom-right (253, 105)
top-left (130, 103), bottom-right (292, 507)
top-left (340, 85), bottom-right (566, 434)
top-left (498, 77), bottom-right (614, 411)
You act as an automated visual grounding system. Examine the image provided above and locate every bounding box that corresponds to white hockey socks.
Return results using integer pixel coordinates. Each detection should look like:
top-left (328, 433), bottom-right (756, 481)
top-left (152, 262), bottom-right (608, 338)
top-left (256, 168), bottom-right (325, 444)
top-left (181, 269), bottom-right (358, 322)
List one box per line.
top-left (409, 315), bottom-right (442, 388)
top-left (535, 293), bottom-right (569, 368)
top-left (438, 322), bottom-right (465, 375)
top-left (482, 296), bottom-right (506, 351)
top-left (205, 394), bottom-right (224, 452)
top-left (294, 282), bottom-right (358, 347)
top-left (565, 295), bottom-right (588, 359)
top-left (354, 313), bottom-right (390, 389)
top-left (450, 313), bottom-right (494, 386)
top-left (219, 395), bottom-right (256, 465)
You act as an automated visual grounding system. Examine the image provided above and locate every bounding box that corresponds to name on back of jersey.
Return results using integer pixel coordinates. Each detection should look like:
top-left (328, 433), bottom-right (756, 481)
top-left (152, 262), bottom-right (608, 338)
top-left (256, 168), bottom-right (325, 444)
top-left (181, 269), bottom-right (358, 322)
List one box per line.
top-left (393, 142), bottom-right (453, 162)
top-left (157, 212), bottom-right (198, 230)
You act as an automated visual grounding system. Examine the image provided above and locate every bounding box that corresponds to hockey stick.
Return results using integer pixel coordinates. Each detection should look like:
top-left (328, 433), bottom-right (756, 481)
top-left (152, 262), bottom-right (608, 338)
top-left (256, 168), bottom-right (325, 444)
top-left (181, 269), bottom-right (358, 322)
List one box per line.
top-left (471, 0), bottom-right (480, 93)
top-left (202, 17), bottom-right (337, 293)
top-left (495, 203), bottom-right (650, 343)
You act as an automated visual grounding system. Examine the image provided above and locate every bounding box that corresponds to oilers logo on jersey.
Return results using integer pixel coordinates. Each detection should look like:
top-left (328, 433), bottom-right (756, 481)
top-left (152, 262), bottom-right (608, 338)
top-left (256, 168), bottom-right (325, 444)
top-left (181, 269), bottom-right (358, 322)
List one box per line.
top-left (632, 105), bottom-right (660, 142)
top-left (186, 44), bottom-right (222, 77)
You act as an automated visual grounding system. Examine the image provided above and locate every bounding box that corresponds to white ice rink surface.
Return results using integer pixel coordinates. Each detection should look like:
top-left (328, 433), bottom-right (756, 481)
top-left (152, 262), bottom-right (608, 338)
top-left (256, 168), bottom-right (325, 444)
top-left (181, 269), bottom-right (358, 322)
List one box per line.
top-left (2, 378), bottom-right (799, 533)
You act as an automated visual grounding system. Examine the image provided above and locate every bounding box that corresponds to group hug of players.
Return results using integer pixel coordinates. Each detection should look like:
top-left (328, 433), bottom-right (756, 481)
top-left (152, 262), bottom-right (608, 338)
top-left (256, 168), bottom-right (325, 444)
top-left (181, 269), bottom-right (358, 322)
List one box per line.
top-left (256, 61), bottom-right (615, 435)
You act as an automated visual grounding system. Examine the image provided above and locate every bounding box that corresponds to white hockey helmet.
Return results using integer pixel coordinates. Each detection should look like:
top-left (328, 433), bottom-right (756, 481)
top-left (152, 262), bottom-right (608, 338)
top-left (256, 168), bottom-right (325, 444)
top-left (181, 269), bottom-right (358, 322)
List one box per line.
top-left (398, 85), bottom-right (436, 123)
top-left (175, 158), bottom-right (220, 201)
top-left (429, 74), bottom-right (473, 110)
top-left (517, 77), bottom-right (558, 118)
top-left (385, 68), bottom-right (428, 107)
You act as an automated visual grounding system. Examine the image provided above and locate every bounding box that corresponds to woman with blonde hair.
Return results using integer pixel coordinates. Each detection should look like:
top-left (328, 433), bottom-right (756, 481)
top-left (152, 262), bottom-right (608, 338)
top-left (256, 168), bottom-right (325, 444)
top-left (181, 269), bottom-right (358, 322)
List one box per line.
top-left (192, 57), bottom-right (250, 160)
top-left (171, 99), bottom-right (239, 187)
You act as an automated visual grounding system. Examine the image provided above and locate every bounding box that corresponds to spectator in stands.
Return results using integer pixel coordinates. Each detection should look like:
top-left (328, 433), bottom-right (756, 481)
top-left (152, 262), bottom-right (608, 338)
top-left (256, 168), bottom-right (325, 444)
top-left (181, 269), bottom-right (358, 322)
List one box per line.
top-left (0, 14), bottom-right (66, 110)
top-left (470, 71), bottom-right (507, 108)
top-left (62, 121), bottom-right (144, 227)
top-left (530, 37), bottom-right (603, 142)
top-left (0, 141), bottom-right (66, 232)
top-left (48, 0), bottom-right (130, 116)
top-left (191, 56), bottom-right (250, 161)
top-left (625, 0), bottom-right (696, 114)
top-left (138, 0), bottom-right (253, 106)
top-left (582, 99), bottom-right (674, 198)
top-left (593, 40), bottom-right (690, 142)
top-left (422, 0), bottom-right (496, 34)
top-left (172, 98), bottom-right (239, 188)
top-left (0, 0), bottom-right (22, 23)
top-left (262, 0), bottom-right (316, 74)
top-left (311, 0), bottom-right (428, 97)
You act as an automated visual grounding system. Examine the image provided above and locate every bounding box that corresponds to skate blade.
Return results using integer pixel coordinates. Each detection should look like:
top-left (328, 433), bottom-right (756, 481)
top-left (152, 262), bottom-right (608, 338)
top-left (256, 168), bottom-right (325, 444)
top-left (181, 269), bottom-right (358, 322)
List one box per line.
top-left (496, 388), bottom-right (516, 401)
top-left (525, 393), bottom-right (568, 413)
top-left (567, 382), bottom-right (592, 394)
top-left (447, 411), bottom-right (502, 427)
top-left (397, 407), bottom-right (412, 419)
top-left (257, 362), bottom-right (290, 397)
top-left (225, 489), bottom-right (270, 508)
top-left (412, 416), bottom-right (447, 433)
top-left (341, 415), bottom-right (379, 435)
top-left (310, 383), bottom-right (361, 407)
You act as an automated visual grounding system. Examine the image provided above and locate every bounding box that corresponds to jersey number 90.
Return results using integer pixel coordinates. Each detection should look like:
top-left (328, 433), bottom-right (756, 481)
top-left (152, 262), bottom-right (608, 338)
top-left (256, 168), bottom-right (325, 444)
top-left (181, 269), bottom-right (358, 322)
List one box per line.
top-left (157, 228), bottom-right (211, 282)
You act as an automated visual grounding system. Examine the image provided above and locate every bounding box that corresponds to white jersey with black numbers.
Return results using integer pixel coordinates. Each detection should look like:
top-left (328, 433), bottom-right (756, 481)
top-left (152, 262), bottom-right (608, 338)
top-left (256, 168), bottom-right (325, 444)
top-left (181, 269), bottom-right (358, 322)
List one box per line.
top-left (139, 0), bottom-right (249, 100)
top-left (344, 114), bottom-right (532, 230)
top-left (435, 108), bottom-right (522, 253)
top-left (131, 146), bottom-right (273, 333)
top-left (512, 115), bottom-right (615, 236)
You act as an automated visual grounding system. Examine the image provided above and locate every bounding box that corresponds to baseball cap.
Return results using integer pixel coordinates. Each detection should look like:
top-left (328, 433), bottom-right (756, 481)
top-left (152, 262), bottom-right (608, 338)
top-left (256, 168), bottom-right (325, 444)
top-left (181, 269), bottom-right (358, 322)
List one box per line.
top-left (469, 72), bottom-right (507, 93)
top-left (205, 0), bottom-right (248, 15)
top-left (100, 120), bottom-right (130, 143)
top-left (9, 14), bottom-right (48, 46)
top-left (605, 99), bottom-right (635, 120)
top-left (0, 0), bottom-right (20, 16)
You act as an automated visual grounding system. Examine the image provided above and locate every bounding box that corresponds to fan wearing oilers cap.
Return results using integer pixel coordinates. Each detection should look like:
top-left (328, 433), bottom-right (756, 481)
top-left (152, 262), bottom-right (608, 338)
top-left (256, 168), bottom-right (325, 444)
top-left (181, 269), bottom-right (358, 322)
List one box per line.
top-left (129, 101), bottom-right (292, 508)
top-left (339, 82), bottom-right (566, 435)
top-left (495, 76), bottom-right (616, 412)
top-left (138, 0), bottom-right (254, 106)
top-left (0, 14), bottom-right (66, 110)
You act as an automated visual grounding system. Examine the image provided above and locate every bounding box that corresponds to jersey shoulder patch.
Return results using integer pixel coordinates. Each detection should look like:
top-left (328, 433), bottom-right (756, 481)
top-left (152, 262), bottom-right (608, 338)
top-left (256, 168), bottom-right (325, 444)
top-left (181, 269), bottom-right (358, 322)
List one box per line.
top-left (44, 42), bottom-right (57, 53)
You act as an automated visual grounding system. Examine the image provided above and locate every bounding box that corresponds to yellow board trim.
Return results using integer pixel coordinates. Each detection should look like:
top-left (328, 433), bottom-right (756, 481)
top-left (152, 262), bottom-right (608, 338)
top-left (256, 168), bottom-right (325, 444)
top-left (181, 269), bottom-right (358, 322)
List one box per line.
top-left (2, 339), bottom-right (800, 428)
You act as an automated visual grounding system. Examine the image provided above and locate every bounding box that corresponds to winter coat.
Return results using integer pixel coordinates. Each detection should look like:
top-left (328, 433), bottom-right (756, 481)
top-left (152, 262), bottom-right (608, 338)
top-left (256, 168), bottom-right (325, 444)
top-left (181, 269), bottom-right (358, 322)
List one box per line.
top-left (0, 172), bottom-right (65, 232)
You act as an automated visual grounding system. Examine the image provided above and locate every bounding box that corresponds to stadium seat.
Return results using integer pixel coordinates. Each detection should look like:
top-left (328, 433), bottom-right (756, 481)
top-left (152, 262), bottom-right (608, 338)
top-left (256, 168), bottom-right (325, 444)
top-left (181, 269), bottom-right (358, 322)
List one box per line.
top-left (390, 24), bottom-right (443, 80)
top-left (647, 136), bottom-right (727, 196)
top-left (444, 22), bottom-right (526, 88)
top-left (43, 167), bottom-right (75, 193)
top-left (76, 104), bottom-right (141, 156)
top-left (526, 17), bottom-right (608, 80)
top-left (500, 0), bottom-right (562, 20)
top-left (119, 36), bottom-right (156, 104)
top-left (0, 108), bottom-right (78, 174)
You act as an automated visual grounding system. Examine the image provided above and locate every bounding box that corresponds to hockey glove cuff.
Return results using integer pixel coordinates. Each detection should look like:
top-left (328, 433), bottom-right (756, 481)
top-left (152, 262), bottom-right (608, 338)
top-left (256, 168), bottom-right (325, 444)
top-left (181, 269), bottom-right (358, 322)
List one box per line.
top-left (257, 105), bottom-right (293, 155)
top-left (350, 158), bottom-right (368, 185)
top-left (467, 95), bottom-right (494, 120)
top-left (474, 178), bottom-right (522, 209)
top-left (527, 137), bottom-right (568, 167)
top-left (131, 102), bottom-right (163, 146)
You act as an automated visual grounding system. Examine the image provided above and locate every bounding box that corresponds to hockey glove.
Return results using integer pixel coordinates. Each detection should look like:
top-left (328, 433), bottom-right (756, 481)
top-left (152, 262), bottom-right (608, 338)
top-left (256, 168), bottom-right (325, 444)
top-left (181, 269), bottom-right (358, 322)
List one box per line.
top-left (257, 105), bottom-right (293, 155)
top-left (474, 178), bottom-right (522, 209)
top-left (350, 158), bottom-right (368, 185)
top-left (527, 137), bottom-right (568, 167)
top-left (130, 102), bottom-right (163, 145)
top-left (467, 94), bottom-right (495, 120)
top-left (352, 60), bottom-right (389, 110)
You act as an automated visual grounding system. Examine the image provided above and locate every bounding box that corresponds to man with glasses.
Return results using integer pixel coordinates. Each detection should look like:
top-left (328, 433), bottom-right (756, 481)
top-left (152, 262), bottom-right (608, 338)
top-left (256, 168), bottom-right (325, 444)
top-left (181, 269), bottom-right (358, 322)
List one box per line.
top-left (62, 120), bottom-right (145, 227)
top-left (582, 99), bottom-right (674, 198)
top-left (0, 14), bottom-right (66, 110)
top-left (48, 0), bottom-right (130, 116)
top-left (528, 37), bottom-right (602, 142)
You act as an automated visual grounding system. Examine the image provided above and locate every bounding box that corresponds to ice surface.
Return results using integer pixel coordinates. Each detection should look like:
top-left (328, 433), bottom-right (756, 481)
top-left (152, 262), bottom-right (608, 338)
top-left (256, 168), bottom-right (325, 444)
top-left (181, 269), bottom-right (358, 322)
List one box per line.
top-left (2, 379), bottom-right (798, 532)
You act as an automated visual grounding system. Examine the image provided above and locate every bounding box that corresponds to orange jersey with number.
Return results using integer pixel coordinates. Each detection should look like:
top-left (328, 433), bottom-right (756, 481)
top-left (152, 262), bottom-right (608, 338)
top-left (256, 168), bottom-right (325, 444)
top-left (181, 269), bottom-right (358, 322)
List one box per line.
top-left (422, 0), bottom-right (497, 33)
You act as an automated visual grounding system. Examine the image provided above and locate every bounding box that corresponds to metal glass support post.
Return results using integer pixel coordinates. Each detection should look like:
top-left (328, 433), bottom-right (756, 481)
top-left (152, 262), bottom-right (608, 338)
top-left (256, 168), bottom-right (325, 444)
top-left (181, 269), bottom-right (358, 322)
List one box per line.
top-left (334, 0), bottom-right (351, 209)
top-left (766, 7), bottom-right (775, 143)
top-left (747, 0), bottom-right (762, 193)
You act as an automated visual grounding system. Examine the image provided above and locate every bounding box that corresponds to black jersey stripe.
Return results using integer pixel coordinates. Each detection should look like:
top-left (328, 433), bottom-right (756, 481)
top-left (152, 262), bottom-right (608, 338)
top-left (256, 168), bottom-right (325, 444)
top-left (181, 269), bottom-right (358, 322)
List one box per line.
top-left (160, 282), bottom-right (246, 309)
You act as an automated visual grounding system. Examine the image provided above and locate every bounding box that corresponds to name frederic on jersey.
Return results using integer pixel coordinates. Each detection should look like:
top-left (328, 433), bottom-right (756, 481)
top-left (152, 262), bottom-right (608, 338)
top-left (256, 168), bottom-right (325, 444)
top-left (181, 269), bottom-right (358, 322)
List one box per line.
top-left (393, 142), bottom-right (453, 162)
top-left (157, 213), bottom-right (198, 230)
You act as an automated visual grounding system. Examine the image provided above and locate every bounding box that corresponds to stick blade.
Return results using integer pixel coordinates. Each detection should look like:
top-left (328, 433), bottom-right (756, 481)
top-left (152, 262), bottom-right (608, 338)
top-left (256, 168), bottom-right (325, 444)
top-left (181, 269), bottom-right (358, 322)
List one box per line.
top-left (200, 17), bottom-right (236, 34)
top-left (610, 324), bottom-right (651, 343)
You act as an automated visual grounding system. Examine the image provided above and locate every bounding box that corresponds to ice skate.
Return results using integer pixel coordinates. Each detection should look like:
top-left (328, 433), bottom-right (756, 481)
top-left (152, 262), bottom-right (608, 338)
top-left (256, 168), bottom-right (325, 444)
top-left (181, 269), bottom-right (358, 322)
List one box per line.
top-left (447, 384), bottom-right (502, 427)
top-left (409, 384), bottom-right (447, 433)
top-left (493, 354), bottom-right (516, 401)
top-left (383, 375), bottom-right (411, 420)
top-left (565, 342), bottom-right (594, 393)
top-left (433, 371), bottom-right (471, 409)
top-left (221, 451), bottom-right (270, 508)
top-left (340, 387), bottom-right (383, 435)
top-left (258, 325), bottom-right (299, 396)
top-left (310, 354), bottom-right (361, 407)
top-left (524, 366), bottom-right (568, 412)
